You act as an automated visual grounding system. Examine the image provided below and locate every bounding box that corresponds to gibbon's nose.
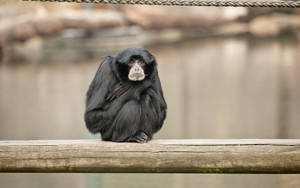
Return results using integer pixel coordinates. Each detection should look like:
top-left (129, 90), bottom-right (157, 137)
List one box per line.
top-left (134, 66), bottom-right (140, 72)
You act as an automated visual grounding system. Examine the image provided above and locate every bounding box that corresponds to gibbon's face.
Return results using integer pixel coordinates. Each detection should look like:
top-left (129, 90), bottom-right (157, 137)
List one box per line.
top-left (115, 47), bottom-right (156, 82)
top-left (127, 58), bottom-right (146, 81)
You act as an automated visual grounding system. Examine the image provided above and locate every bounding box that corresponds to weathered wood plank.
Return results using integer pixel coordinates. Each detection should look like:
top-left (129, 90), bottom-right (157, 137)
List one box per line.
top-left (0, 139), bottom-right (299, 173)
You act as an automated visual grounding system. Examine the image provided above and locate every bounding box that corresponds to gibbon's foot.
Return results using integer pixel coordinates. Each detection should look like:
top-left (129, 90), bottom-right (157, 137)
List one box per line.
top-left (127, 132), bottom-right (151, 143)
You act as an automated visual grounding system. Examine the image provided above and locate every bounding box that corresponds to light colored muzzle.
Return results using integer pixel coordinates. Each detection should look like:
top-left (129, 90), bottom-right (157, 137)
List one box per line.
top-left (128, 62), bottom-right (145, 81)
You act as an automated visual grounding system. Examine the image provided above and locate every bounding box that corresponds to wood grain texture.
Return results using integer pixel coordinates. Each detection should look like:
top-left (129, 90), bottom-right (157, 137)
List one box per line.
top-left (0, 139), bottom-right (299, 173)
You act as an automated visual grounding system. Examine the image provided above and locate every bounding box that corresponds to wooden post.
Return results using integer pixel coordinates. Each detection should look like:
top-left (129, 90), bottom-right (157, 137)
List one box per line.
top-left (0, 139), bottom-right (299, 173)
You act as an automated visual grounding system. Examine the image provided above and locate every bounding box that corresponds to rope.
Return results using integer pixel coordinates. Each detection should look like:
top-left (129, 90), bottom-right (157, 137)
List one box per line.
top-left (23, 0), bottom-right (300, 8)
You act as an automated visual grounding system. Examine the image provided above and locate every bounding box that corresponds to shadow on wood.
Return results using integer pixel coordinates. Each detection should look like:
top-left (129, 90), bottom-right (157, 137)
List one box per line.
top-left (0, 139), bottom-right (299, 173)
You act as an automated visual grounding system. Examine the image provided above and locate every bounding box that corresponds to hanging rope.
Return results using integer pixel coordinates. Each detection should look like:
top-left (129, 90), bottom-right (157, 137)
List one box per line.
top-left (23, 0), bottom-right (300, 8)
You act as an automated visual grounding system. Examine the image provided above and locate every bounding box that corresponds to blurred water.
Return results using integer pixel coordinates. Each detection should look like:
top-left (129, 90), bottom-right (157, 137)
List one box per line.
top-left (0, 36), bottom-right (300, 187)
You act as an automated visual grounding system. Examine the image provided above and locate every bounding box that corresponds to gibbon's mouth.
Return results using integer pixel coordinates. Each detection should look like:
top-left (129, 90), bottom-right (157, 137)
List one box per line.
top-left (128, 72), bottom-right (145, 81)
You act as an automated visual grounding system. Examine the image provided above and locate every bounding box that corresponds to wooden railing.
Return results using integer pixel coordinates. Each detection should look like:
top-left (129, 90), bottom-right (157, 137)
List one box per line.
top-left (0, 139), bottom-right (299, 173)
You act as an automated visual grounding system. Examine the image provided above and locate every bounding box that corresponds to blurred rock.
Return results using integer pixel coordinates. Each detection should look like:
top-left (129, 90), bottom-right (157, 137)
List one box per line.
top-left (249, 16), bottom-right (281, 37)
top-left (0, 7), bottom-right (126, 45)
top-left (215, 23), bottom-right (248, 36)
top-left (121, 6), bottom-right (247, 29)
top-left (1, 1), bottom-right (300, 63)
top-left (249, 14), bottom-right (300, 37)
top-left (13, 37), bottom-right (43, 62)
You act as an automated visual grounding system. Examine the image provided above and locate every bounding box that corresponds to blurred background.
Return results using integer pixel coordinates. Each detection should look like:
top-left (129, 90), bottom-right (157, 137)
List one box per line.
top-left (0, 0), bottom-right (300, 187)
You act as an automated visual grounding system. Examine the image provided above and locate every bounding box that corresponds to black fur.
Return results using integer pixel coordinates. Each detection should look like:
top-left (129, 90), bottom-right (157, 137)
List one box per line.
top-left (84, 47), bottom-right (167, 142)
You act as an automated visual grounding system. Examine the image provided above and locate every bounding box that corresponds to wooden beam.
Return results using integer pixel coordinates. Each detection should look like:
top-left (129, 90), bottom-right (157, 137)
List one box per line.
top-left (0, 139), bottom-right (299, 173)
